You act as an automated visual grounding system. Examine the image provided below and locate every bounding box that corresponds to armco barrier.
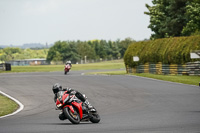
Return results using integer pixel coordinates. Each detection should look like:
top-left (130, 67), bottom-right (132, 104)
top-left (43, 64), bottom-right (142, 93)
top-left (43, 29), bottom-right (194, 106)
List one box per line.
top-left (126, 62), bottom-right (199, 76)
top-left (187, 62), bottom-right (200, 76)
top-left (149, 64), bottom-right (156, 74)
top-left (156, 62), bottom-right (162, 75)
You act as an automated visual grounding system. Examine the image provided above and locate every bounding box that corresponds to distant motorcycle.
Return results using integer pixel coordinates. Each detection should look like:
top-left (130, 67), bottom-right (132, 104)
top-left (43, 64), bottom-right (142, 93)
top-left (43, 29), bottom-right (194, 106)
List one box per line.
top-left (56, 91), bottom-right (100, 124)
top-left (64, 64), bottom-right (71, 75)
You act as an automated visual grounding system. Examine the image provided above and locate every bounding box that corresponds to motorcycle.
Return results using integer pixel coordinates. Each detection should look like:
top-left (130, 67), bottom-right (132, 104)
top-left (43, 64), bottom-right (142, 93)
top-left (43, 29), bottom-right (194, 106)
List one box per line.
top-left (64, 64), bottom-right (71, 75)
top-left (55, 91), bottom-right (100, 124)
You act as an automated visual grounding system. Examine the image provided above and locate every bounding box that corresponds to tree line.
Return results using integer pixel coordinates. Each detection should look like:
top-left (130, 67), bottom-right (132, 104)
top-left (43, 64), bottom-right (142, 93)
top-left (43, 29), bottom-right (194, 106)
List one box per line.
top-left (47, 38), bottom-right (135, 63)
top-left (0, 38), bottom-right (135, 64)
top-left (145, 0), bottom-right (200, 39)
top-left (0, 48), bottom-right (48, 62)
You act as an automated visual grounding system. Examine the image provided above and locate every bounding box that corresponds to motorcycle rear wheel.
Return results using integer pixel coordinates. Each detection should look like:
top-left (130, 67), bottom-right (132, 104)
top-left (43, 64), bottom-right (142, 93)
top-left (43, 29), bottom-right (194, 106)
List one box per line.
top-left (64, 107), bottom-right (80, 124)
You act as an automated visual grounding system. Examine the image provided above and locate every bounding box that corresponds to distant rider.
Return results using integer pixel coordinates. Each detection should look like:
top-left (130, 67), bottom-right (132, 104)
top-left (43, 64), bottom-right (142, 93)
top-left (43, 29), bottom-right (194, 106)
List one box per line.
top-left (66, 60), bottom-right (72, 67)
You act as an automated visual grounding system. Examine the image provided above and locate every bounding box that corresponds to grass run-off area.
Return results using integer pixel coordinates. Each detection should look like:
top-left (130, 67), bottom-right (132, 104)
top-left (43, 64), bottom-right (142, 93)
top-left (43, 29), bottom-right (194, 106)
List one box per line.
top-left (87, 70), bottom-right (200, 86)
top-left (0, 94), bottom-right (18, 117)
top-left (0, 60), bottom-right (125, 73)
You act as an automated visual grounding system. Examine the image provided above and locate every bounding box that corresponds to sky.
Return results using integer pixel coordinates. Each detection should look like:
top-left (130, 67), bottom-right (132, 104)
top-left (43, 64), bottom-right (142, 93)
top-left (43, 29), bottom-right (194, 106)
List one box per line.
top-left (0, 0), bottom-right (153, 46)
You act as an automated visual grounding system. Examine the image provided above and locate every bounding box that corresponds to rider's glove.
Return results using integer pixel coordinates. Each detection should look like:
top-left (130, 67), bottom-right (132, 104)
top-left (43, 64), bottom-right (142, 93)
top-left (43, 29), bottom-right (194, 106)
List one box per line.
top-left (66, 87), bottom-right (72, 92)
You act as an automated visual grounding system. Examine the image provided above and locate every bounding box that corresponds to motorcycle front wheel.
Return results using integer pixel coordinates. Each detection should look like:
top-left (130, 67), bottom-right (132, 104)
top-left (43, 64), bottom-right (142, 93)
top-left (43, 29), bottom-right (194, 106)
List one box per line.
top-left (63, 107), bottom-right (80, 124)
top-left (90, 113), bottom-right (100, 123)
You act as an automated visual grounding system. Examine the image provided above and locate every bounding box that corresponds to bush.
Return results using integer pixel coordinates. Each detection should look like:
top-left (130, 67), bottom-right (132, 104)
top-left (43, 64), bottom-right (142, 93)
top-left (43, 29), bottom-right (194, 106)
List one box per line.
top-left (124, 35), bottom-right (200, 67)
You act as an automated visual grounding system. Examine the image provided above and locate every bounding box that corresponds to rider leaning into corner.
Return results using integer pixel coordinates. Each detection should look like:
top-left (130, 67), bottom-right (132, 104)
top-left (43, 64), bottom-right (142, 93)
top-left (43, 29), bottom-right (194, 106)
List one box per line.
top-left (52, 83), bottom-right (94, 120)
top-left (66, 60), bottom-right (72, 67)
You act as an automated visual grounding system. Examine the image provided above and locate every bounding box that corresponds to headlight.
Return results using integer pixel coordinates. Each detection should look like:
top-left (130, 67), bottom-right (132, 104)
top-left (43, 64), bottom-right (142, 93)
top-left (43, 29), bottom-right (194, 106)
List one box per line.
top-left (57, 103), bottom-right (62, 108)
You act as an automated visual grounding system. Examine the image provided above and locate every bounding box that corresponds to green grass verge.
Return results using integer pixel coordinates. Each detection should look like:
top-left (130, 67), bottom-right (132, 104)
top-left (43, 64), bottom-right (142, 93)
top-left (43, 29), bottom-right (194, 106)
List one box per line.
top-left (87, 71), bottom-right (200, 86)
top-left (0, 60), bottom-right (125, 73)
top-left (131, 73), bottom-right (200, 86)
top-left (0, 94), bottom-right (19, 117)
top-left (87, 70), bottom-right (126, 75)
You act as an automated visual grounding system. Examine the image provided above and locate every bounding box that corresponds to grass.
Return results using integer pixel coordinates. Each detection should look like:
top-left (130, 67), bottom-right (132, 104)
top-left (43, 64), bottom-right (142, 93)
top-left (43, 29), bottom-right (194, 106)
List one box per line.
top-left (131, 73), bottom-right (200, 86)
top-left (73, 60), bottom-right (125, 70)
top-left (87, 70), bottom-right (127, 75)
top-left (86, 70), bottom-right (200, 86)
top-left (0, 60), bottom-right (125, 73)
top-left (0, 94), bottom-right (19, 117)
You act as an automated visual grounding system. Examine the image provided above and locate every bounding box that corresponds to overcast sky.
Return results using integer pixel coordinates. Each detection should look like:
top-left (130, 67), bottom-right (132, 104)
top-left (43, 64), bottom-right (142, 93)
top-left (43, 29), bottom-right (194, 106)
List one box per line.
top-left (0, 0), bottom-right (153, 46)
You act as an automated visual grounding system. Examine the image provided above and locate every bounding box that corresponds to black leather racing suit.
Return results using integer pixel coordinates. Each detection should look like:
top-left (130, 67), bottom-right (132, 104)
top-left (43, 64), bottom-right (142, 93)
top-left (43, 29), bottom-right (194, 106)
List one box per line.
top-left (54, 88), bottom-right (86, 103)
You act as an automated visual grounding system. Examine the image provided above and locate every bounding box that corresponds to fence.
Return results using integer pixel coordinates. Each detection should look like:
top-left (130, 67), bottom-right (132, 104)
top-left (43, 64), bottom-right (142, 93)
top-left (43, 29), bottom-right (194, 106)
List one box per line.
top-left (6, 59), bottom-right (49, 66)
top-left (126, 62), bottom-right (200, 76)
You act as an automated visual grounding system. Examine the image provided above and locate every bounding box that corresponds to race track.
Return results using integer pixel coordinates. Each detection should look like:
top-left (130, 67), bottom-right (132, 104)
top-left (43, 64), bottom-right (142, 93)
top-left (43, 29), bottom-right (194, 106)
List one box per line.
top-left (0, 71), bottom-right (200, 133)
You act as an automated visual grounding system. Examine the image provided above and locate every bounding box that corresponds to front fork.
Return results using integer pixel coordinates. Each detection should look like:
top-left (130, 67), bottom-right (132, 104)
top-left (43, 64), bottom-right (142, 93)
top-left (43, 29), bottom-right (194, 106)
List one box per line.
top-left (63, 103), bottom-right (83, 119)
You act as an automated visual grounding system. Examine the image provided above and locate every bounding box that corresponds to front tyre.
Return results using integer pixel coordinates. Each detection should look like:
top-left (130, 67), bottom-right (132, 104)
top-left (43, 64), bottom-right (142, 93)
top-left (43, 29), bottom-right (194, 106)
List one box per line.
top-left (90, 113), bottom-right (100, 123)
top-left (63, 107), bottom-right (80, 124)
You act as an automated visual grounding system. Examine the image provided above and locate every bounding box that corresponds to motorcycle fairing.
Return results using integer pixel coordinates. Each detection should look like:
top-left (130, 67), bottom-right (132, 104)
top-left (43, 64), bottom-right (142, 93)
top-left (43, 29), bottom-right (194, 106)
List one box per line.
top-left (62, 91), bottom-right (69, 103)
top-left (63, 103), bottom-right (82, 119)
top-left (71, 101), bottom-right (83, 119)
top-left (65, 65), bottom-right (71, 71)
top-left (63, 105), bottom-right (75, 114)
top-left (56, 99), bottom-right (61, 105)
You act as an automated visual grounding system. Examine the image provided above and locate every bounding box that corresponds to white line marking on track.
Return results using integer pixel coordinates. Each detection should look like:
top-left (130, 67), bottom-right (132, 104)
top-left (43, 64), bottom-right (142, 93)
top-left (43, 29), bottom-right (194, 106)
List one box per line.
top-left (0, 91), bottom-right (24, 119)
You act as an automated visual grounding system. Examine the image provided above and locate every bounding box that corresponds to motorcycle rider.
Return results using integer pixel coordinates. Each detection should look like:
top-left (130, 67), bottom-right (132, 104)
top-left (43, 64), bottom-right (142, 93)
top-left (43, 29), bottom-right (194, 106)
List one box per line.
top-left (52, 83), bottom-right (93, 120)
top-left (66, 60), bottom-right (72, 67)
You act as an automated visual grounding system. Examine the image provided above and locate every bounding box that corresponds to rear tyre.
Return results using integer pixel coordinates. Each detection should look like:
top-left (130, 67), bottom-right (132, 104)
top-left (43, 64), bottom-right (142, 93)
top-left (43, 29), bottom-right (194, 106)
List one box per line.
top-left (90, 113), bottom-right (100, 123)
top-left (63, 107), bottom-right (80, 124)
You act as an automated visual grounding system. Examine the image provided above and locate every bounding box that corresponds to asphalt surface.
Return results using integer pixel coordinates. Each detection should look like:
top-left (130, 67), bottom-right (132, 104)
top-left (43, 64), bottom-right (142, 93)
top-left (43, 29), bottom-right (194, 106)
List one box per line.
top-left (0, 70), bottom-right (200, 133)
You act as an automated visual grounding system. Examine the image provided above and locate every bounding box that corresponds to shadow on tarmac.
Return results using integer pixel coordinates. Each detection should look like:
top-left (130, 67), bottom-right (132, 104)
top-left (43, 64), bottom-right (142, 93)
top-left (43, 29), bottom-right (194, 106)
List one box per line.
top-left (41, 122), bottom-right (96, 125)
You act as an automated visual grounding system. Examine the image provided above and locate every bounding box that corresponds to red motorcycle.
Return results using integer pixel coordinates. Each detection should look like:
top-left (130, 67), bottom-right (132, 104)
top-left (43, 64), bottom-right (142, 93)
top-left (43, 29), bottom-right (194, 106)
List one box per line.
top-left (56, 91), bottom-right (100, 124)
top-left (64, 64), bottom-right (71, 75)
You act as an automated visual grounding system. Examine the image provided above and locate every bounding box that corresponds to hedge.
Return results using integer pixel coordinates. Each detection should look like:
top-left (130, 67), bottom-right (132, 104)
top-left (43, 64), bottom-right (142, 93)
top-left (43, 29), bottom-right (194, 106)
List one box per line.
top-left (124, 35), bottom-right (200, 67)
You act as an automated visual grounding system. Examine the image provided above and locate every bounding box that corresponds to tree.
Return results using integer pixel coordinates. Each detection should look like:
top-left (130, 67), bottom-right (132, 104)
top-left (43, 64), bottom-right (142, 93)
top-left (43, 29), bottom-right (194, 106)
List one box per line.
top-left (62, 42), bottom-right (81, 63)
top-left (1, 47), bottom-right (22, 61)
top-left (109, 40), bottom-right (121, 59)
top-left (52, 51), bottom-right (62, 62)
top-left (182, 0), bottom-right (200, 35)
top-left (119, 38), bottom-right (136, 58)
top-left (46, 41), bottom-right (80, 63)
top-left (77, 42), bottom-right (96, 61)
top-left (98, 40), bottom-right (108, 59)
top-left (145, 0), bottom-right (187, 39)
top-left (46, 38), bottom-right (136, 64)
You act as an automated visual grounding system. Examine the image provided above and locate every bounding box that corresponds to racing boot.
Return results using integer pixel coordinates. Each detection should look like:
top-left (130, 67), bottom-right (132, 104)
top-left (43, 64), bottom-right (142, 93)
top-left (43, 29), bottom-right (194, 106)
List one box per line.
top-left (59, 111), bottom-right (67, 120)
